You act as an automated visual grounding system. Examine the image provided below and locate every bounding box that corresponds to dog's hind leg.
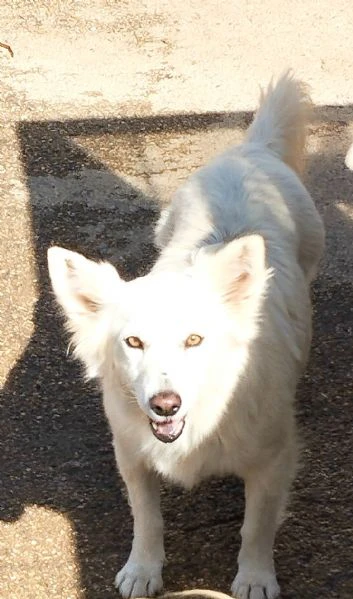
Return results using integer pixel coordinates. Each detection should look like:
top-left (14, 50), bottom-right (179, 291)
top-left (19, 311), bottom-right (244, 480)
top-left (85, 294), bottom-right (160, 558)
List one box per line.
top-left (114, 442), bottom-right (165, 598)
top-left (231, 441), bottom-right (297, 599)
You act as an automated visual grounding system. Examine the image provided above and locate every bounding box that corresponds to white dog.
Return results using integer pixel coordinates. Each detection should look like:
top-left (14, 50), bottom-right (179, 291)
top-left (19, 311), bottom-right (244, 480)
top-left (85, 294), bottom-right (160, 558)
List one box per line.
top-left (48, 73), bottom-right (324, 599)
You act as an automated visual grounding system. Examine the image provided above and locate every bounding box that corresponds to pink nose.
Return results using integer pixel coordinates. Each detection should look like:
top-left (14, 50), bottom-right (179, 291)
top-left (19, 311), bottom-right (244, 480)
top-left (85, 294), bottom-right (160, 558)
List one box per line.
top-left (149, 391), bottom-right (181, 417)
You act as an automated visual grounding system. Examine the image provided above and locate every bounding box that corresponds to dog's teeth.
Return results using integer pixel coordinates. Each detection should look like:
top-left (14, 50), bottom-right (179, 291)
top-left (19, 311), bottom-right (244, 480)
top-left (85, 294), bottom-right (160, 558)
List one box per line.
top-left (151, 421), bottom-right (158, 430)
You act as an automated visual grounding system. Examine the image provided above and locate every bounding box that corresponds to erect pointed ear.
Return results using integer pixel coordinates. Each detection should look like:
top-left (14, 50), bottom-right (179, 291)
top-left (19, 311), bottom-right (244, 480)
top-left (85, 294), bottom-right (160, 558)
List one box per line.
top-left (47, 247), bottom-right (123, 377)
top-left (195, 234), bottom-right (270, 304)
top-left (47, 246), bottom-right (122, 317)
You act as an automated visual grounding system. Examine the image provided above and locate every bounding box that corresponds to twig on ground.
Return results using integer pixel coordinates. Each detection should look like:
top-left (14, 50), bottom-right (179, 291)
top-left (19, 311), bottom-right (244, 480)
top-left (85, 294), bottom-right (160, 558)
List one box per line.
top-left (0, 42), bottom-right (13, 57)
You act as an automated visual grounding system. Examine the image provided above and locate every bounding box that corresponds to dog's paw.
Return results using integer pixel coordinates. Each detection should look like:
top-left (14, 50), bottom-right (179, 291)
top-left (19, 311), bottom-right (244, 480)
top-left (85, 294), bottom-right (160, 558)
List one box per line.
top-left (115, 561), bottom-right (163, 598)
top-left (231, 570), bottom-right (280, 599)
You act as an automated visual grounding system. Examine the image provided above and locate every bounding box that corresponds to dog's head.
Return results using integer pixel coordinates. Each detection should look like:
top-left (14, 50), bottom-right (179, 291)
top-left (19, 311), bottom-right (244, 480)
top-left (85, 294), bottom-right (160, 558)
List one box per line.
top-left (48, 236), bottom-right (270, 446)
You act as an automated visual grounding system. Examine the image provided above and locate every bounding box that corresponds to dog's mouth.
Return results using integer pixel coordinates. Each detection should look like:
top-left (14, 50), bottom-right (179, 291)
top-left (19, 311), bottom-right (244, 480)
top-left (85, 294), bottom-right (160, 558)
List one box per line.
top-left (149, 417), bottom-right (185, 443)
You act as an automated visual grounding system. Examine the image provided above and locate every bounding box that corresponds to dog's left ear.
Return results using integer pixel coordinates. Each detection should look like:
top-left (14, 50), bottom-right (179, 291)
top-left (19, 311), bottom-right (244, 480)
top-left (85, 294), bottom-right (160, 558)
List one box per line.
top-left (47, 246), bottom-right (122, 317)
top-left (47, 246), bottom-right (123, 377)
top-left (195, 234), bottom-right (270, 304)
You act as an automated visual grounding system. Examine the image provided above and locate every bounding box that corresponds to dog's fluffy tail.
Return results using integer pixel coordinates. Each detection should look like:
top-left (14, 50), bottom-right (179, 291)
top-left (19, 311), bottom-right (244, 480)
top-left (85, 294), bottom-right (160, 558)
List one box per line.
top-left (246, 71), bottom-right (312, 176)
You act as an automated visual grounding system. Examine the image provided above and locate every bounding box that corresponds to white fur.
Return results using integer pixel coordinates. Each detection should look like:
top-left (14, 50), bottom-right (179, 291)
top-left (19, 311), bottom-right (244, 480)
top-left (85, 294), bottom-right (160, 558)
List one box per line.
top-left (48, 72), bottom-right (324, 599)
top-left (345, 142), bottom-right (353, 170)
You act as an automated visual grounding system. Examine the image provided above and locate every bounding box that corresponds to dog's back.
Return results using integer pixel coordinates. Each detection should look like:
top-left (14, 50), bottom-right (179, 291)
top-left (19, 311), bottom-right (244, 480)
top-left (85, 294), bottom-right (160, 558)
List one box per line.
top-left (155, 72), bottom-right (324, 283)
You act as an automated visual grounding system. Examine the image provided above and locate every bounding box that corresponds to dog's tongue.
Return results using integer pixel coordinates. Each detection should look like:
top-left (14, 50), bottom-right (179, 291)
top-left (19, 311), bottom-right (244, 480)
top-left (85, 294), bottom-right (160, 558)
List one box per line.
top-left (150, 418), bottom-right (185, 443)
top-left (158, 421), bottom-right (179, 435)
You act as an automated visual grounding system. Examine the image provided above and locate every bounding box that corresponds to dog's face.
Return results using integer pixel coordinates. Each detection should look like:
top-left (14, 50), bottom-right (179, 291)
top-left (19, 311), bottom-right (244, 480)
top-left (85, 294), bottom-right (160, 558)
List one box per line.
top-left (48, 236), bottom-right (269, 445)
top-left (114, 272), bottom-right (234, 443)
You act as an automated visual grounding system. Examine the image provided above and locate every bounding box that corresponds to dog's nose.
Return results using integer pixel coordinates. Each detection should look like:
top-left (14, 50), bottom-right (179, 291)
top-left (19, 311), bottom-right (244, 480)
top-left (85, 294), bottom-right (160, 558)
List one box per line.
top-left (149, 391), bottom-right (181, 417)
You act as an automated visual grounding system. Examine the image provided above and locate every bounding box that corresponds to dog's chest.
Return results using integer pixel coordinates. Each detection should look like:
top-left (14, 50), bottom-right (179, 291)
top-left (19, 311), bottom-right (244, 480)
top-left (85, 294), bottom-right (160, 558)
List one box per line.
top-left (147, 431), bottom-right (241, 489)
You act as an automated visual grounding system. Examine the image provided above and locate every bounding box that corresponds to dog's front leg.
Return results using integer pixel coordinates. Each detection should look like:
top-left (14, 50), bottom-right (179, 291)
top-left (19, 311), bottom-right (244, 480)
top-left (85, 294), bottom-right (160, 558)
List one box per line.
top-left (232, 445), bottom-right (296, 599)
top-left (114, 441), bottom-right (164, 598)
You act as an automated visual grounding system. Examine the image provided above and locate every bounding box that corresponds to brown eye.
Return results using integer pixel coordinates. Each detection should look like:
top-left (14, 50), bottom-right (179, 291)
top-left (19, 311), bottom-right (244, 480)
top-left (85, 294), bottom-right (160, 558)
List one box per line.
top-left (185, 334), bottom-right (203, 348)
top-left (125, 336), bottom-right (144, 349)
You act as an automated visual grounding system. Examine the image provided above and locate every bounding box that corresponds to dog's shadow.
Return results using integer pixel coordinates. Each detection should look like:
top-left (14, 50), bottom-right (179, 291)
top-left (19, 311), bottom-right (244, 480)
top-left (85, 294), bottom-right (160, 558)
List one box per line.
top-left (1, 109), bottom-right (353, 599)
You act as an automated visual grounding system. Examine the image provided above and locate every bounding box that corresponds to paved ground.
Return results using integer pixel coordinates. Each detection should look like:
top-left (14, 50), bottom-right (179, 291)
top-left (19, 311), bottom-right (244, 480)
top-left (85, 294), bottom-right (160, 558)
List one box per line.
top-left (0, 2), bottom-right (353, 598)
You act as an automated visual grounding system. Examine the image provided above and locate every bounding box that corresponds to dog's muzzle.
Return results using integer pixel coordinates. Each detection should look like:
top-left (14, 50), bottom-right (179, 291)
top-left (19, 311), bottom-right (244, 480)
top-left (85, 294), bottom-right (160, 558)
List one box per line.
top-left (149, 391), bottom-right (185, 443)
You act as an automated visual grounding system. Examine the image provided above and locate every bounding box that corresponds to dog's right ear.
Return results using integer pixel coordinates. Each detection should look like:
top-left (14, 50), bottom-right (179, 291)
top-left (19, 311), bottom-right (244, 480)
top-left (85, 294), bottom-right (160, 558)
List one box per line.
top-left (47, 246), bottom-right (123, 376)
top-left (195, 234), bottom-right (269, 304)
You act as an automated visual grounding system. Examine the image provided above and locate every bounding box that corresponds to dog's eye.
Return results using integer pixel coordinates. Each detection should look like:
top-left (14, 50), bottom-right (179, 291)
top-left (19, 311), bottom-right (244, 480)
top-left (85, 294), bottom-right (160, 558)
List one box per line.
top-left (125, 336), bottom-right (144, 349)
top-left (185, 334), bottom-right (203, 348)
